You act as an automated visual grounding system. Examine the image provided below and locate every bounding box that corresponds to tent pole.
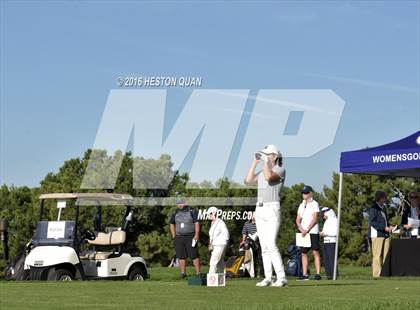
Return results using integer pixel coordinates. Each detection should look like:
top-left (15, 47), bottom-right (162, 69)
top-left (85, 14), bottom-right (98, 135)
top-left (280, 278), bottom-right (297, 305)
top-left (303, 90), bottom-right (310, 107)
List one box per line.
top-left (333, 172), bottom-right (343, 280)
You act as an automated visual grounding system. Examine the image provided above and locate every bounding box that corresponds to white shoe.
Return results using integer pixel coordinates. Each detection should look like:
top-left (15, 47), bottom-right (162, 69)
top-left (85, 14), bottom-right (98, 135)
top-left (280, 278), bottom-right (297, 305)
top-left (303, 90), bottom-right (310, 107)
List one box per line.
top-left (256, 278), bottom-right (272, 287)
top-left (272, 278), bottom-right (288, 287)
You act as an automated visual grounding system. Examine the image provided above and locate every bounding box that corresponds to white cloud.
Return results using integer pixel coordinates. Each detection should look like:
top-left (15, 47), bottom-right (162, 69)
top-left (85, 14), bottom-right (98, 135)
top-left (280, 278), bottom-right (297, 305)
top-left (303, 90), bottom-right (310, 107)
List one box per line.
top-left (305, 73), bottom-right (419, 95)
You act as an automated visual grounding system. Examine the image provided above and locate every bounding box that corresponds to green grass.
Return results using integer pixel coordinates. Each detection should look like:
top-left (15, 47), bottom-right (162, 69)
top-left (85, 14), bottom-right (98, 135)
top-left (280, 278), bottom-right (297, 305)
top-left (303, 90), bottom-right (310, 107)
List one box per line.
top-left (1, 266), bottom-right (419, 310)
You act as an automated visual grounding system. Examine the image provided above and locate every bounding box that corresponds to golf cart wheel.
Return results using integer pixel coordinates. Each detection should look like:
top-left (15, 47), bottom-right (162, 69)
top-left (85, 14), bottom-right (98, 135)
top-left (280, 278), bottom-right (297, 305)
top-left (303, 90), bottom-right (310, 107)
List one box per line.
top-left (48, 268), bottom-right (74, 281)
top-left (128, 266), bottom-right (146, 281)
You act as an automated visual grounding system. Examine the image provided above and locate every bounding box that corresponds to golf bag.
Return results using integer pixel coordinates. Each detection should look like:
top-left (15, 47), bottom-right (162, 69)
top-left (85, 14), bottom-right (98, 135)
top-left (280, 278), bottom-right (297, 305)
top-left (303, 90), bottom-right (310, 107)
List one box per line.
top-left (4, 248), bottom-right (29, 280)
top-left (225, 256), bottom-right (245, 278)
top-left (285, 244), bottom-right (303, 277)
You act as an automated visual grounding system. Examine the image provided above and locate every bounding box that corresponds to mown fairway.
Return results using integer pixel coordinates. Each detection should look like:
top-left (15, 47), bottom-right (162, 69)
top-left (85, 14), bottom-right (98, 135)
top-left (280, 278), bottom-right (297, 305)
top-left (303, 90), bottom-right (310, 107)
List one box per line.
top-left (1, 266), bottom-right (419, 310)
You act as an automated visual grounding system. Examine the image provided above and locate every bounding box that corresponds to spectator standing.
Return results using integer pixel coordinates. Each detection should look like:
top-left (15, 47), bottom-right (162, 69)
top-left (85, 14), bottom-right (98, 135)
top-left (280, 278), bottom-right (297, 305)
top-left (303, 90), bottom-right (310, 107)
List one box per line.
top-left (401, 191), bottom-right (420, 238)
top-left (296, 185), bottom-right (321, 280)
top-left (208, 207), bottom-right (229, 274)
top-left (241, 214), bottom-right (264, 278)
top-left (320, 207), bottom-right (338, 279)
top-left (368, 190), bottom-right (394, 278)
top-left (169, 198), bottom-right (201, 278)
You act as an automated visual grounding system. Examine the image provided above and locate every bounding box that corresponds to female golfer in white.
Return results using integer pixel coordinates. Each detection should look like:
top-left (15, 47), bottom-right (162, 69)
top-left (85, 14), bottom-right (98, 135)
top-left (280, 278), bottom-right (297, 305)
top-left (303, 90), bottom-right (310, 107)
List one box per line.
top-left (245, 145), bottom-right (287, 287)
top-left (207, 207), bottom-right (229, 274)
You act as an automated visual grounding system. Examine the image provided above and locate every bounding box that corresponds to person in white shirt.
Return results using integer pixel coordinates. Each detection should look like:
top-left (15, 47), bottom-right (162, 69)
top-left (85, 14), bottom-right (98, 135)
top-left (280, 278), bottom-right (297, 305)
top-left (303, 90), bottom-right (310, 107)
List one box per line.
top-left (245, 144), bottom-right (287, 287)
top-left (207, 207), bottom-right (229, 274)
top-left (320, 207), bottom-right (338, 279)
top-left (296, 185), bottom-right (321, 280)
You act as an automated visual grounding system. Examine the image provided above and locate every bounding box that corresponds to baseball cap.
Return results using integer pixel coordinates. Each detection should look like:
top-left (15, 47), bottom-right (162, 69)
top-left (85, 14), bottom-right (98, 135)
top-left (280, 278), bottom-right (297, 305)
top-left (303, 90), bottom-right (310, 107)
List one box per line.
top-left (260, 144), bottom-right (280, 155)
top-left (301, 185), bottom-right (313, 194)
top-left (175, 192), bottom-right (186, 205)
top-left (320, 207), bottom-right (330, 216)
top-left (321, 207), bottom-right (336, 218)
top-left (207, 207), bottom-right (219, 214)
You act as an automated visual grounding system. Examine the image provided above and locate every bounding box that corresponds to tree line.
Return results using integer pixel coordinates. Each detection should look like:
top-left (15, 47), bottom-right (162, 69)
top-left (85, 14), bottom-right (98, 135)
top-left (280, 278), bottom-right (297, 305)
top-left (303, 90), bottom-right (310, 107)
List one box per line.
top-left (0, 150), bottom-right (418, 273)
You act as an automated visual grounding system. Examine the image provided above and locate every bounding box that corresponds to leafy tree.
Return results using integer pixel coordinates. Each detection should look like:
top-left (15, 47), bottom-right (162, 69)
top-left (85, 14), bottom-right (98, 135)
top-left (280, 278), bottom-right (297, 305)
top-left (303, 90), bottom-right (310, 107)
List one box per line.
top-left (0, 185), bottom-right (39, 265)
top-left (136, 231), bottom-right (173, 266)
top-left (1, 149), bottom-right (418, 272)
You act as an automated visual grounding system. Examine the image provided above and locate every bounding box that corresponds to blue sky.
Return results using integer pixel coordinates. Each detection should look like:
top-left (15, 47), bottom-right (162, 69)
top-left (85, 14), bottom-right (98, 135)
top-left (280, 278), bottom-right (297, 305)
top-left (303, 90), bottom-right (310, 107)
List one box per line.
top-left (1, 1), bottom-right (419, 191)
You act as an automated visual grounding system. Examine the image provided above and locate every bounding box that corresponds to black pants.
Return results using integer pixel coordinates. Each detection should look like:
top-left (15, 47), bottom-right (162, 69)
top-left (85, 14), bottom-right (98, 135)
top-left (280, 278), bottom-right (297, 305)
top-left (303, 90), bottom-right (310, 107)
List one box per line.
top-left (323, 243), bottom-right (338, 279)
top-left (174, 234), bottom-right (199, 259)
top-left (252, 242), bottom-right (264, 277)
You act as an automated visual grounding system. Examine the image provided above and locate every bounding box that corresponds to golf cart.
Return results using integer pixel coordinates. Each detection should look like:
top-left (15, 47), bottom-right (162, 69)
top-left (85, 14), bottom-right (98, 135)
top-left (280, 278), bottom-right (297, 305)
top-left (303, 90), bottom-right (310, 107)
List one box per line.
top-left (21, 193), bottom-right (148, 281)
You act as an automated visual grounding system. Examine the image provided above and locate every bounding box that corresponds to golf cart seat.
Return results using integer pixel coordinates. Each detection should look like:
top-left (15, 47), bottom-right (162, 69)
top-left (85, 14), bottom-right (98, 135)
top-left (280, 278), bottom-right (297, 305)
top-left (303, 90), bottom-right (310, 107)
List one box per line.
top-left (80, 251), bottom-right (113, 260)
top-left (87, 230), bottom-right (126, 246)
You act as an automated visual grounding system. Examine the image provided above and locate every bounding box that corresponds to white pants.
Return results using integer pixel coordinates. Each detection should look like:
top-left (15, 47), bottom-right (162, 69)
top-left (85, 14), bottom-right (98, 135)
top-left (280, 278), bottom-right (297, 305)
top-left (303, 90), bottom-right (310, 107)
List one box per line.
top-left (209, 245), bottom-right (226, 274)
top-left (255, 201), bottom-right (286, 280)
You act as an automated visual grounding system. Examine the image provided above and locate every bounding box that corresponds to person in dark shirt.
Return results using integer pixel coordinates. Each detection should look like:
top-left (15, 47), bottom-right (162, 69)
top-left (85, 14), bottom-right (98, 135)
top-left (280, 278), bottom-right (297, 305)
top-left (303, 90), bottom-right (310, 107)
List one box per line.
top-left (241, 220), bottom-right (257, 239)
top-left (169, 198), bottom-right (200, 278)
top-left (241, 214), bottom-right (264, 277)
top-left (368, 190), bottom-right (395, 278)
top-left (401, 191), bottom-right (420, 238)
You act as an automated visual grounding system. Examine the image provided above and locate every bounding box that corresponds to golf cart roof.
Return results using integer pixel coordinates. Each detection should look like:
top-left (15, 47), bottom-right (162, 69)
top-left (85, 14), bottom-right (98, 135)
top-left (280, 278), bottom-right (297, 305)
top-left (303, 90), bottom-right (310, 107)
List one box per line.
top-left (39, 193), bottom-right (133, 202)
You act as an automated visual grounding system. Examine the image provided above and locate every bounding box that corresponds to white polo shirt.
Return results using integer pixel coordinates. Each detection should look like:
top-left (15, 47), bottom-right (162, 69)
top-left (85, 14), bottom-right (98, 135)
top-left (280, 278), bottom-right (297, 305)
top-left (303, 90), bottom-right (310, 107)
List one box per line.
top-left (297, 199), bottom-right (320, 234)
top-left (209, 218), bottom-right (229, 246)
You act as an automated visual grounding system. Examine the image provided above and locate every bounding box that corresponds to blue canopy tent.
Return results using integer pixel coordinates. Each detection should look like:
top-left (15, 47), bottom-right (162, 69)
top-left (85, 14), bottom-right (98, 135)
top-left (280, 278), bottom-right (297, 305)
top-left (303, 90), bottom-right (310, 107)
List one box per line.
top-left (333, 131), bottom-right (420, 280)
